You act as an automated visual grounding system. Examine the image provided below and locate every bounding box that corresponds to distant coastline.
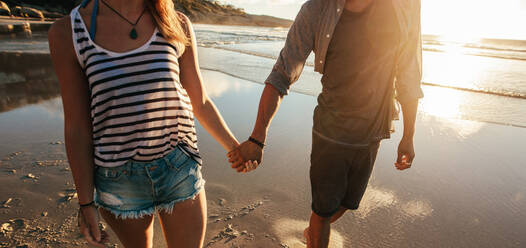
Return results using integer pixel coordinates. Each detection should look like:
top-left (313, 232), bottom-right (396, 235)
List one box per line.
top-left (0, 0), bottom-right (293, 31)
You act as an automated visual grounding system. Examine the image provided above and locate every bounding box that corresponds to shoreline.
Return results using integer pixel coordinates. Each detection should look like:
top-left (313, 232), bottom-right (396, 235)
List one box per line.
top-left (0, 15), bottom-right (291, 36)
top-left (1, 49), bottom-right (526, 130)
top-left (1, 69), bottom-right (526, 247)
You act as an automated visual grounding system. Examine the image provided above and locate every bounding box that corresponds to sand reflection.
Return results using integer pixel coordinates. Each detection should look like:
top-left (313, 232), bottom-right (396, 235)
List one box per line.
top-left (274, 218), bottom-right (345, 248)
top-left (420, 86), bottom-right (464, 119)
top-left (420, 86), bottom-right (485, 139)
top-left (400, 200), bottom-right (433, 219)
top-left (202, 69), bottom-right (251, 98)
top-left (423, 115), bottom-right (485, 140)
top-left (39, 98), bottom-right (64, 119)
top-left (513, 192), bottom-right (524, 203)
top-left (353, 187), bottom-right (434, 220)
top-left (355, 187), bottom-right (397, 218)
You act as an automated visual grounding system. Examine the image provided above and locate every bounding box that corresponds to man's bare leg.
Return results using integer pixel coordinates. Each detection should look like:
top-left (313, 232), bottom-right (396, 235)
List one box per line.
top-left (304, 207), bottom-right (347, 248)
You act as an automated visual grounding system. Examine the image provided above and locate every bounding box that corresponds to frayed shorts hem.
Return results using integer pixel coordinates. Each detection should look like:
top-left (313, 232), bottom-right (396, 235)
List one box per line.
top-left (95, 183), bottom-right (205, 220)
top-left (156, 182), bottom-right (205, 215)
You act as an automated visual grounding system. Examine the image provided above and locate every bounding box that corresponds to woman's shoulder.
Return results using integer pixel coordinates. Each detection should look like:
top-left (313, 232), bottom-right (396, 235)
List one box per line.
top-left (48, 15), bottom-right (79, 66)
top-left (175, 11), bottom-right (192, 28)
top-left (48, 16), bottom-right (72, 45)
top-left (173, 11), bottom-right (195, 38)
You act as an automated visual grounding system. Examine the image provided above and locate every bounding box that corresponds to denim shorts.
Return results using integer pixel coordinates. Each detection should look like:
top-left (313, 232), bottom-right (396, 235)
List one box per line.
top-left (94, 145), bottom-right (205, 219)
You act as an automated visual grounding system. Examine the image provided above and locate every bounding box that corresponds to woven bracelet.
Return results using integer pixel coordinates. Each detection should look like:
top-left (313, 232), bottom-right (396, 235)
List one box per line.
top-left (248, 137), bottom-right (265, 149)
top-left (79, 201), bottom-right (95, 208)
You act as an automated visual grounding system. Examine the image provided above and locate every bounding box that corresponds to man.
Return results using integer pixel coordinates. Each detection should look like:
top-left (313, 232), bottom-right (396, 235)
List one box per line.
top-left (229, 0), bottom-right (424, 247)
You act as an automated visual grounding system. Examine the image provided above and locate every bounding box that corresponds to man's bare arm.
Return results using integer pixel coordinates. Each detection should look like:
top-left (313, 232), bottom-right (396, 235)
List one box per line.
top-left (251, 84), bottom-right (283, 143)
top-left (228, 0), bottom-right (317, 172)
top-left (395, 99), bottom-right (418, 170)
top-left (229, 84), bottom-right (282, 172)
top-left (401, 100), bottom-right (418, 140)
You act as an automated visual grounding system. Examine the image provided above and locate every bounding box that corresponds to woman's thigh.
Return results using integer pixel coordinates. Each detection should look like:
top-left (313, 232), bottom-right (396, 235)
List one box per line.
top-left (99, 207), bottom-right (155, 248)
top-left (158, 189), bottom-right (207, 248)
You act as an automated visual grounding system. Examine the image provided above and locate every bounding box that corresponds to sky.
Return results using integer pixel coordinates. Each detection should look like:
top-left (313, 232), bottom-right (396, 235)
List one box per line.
top-left (219, 0), bottom-right (526, 40)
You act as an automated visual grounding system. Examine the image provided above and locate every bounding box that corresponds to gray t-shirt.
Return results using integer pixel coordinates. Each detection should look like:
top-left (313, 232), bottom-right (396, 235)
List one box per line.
top-left (313, 1), bottom-right (402, 146)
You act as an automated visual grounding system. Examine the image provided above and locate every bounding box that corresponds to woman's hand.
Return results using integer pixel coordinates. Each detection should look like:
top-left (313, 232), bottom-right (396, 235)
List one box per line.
top-left (78, 206), bottom-right (109, 247)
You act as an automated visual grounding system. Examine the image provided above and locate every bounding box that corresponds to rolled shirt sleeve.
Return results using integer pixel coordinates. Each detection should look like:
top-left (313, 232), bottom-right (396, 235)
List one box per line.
top-left (395, 0), bottom-right (424, 103)
top-left (264, 1), bottom-right (316, 96)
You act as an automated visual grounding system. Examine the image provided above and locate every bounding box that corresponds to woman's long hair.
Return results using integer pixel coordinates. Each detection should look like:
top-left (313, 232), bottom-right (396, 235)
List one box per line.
top-left (145, 0), bottom-right (190, 53)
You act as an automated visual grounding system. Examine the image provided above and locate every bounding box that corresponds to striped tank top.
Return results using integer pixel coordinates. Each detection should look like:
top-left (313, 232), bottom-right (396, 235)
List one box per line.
top-left (69, 6), bottom-right (201, 167)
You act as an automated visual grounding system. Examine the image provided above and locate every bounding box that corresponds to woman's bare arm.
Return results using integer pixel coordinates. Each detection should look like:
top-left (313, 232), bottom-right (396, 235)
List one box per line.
top-left (177, 15), bottom-right (239, 153)
top-left (48, 17), bottom-right (105, 247)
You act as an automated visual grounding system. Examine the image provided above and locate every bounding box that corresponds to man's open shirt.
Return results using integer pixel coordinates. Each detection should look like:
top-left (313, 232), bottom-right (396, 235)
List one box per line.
top-left (265, 0), bottom-right (424, 104)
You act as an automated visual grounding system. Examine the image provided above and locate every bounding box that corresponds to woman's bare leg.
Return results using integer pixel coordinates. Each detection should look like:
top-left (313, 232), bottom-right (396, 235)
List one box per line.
top-left (158, 189), bottom-right (207, 248)
top-left (98, 208), bottom-right (155, 248)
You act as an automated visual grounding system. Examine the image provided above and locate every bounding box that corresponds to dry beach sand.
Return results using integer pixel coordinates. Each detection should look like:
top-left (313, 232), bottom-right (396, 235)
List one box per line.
top-left (0, 69), bottom-right (525, 248)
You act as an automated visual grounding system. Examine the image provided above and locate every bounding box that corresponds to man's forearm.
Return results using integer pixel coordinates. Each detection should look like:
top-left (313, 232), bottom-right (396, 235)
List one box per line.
top-left (400, 99), bottom-right (419, 139)
top-left (251, 84), bottom-right (283, 143)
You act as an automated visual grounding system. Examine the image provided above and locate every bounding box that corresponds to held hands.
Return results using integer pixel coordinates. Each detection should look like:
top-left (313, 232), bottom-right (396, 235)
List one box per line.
top-left (78, 205), bottom-right (109, 247)
top-left (228, 139), bottom-right (263, 173)
top-left (395, 136), bottom-right (415, 170)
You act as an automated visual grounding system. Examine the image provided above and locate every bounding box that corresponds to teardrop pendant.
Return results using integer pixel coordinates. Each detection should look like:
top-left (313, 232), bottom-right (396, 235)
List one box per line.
top-left (130, 28), bottom-right (138, 39)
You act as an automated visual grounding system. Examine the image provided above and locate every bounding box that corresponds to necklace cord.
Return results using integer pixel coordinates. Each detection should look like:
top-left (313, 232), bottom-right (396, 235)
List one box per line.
top-left (100, 0), bottom-right (146, 26)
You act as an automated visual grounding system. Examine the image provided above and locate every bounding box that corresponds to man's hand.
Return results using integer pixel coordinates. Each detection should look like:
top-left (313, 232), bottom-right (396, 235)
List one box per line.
top-left (228, 140), bottom-right (263, 173)
top-left (395, 137), bottom-right (414, 170)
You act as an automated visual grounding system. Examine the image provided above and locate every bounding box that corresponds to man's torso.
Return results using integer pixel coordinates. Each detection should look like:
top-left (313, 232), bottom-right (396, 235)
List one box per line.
top-left (313, 0), bottom-right (401, 145)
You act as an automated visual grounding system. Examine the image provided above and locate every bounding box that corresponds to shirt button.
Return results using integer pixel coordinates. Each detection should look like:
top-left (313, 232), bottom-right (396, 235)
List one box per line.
top-left (326, 34), bottom-right (330, 38)
top-left (337, 8), bottom-right (341, 12)
top-left (319, 60), bottom-right (323, 64)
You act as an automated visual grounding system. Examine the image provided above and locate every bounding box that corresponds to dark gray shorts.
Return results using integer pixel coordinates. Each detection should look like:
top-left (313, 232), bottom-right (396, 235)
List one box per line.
top-left (310, 133), bottom-right (380, 218)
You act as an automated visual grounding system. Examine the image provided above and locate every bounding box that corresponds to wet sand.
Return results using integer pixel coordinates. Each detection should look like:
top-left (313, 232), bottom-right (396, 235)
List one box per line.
top-left (1, 70), bottom-right (526, 247)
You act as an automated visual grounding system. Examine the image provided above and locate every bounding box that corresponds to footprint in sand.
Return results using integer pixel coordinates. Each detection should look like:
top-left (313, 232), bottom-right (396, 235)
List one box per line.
top-left (273, 218), bottom-right (345, 248)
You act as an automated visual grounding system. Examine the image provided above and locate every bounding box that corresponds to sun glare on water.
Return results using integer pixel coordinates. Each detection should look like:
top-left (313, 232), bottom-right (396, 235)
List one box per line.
top-left (422, 0), bottom-right (524, 40)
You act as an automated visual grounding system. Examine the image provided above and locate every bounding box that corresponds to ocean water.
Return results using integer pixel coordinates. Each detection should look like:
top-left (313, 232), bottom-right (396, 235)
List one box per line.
top-left (194, 24), bottom-right (526, 97)
top-left (1, 23), bottom-right (526, 248)
top-left (1, 23), bottom-right (526, 128)
top-left (192, 24), bottom-right (526, 128)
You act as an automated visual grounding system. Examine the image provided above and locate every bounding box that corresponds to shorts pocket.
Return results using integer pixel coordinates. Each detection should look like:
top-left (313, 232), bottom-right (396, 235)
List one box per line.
top-left (95, 166), bottom-right (126, 182)
top-left (166, 147), bottom-right (191, 171)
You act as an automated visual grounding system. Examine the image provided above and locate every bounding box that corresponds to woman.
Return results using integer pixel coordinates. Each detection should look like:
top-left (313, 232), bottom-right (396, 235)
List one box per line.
top-left (48, 0), bottom-right (246, 247)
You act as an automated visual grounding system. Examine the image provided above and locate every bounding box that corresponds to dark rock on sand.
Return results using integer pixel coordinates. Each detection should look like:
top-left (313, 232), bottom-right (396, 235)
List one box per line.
top-left (39, 9), bottom-right (62, 18)
top-left (0, 1), bottom-right (10, 16)
top-left (2, 198), bottom-right (13, 208)
top-left (11, 5), bottom-right (21, 16)
top-left (24, 173), bottom-right (36, 179)
top-left (22, 6), bottom-right (42, 18)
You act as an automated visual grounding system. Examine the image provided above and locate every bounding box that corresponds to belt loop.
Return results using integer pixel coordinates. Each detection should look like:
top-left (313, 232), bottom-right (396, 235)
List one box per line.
top-left (128, 161), bottom-right (133, 176)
